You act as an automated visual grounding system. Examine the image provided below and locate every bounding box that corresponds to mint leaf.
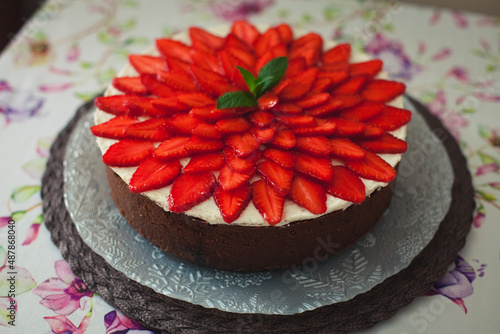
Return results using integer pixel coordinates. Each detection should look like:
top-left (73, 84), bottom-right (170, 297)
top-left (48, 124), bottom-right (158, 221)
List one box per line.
top-left (236, 66), bottom-right (257, 92)
top-left (216, 91), bottom-right (258, 109)
top-left (257, 57), bottom-right (288, 95)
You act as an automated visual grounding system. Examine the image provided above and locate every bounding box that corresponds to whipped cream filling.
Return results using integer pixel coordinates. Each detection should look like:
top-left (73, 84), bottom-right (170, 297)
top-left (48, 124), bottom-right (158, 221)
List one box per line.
top-left (94, 25), bottom-right (406, 227)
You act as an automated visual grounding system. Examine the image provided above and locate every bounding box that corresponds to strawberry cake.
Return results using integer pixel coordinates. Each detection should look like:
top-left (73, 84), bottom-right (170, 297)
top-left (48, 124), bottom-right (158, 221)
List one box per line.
top-left (91, 21), bottom-right (411, 271)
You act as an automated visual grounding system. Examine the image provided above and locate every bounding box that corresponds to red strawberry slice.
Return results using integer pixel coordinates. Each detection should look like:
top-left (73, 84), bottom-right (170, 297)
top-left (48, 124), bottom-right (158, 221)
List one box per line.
top-left (280, 68), bottom-right (319, 100)
top-left (156, 38), bottom-right (192, 63)
top-left (125, 118), bottom-right (171, 141)
top-left (366, 105), bottom-right (412, 131)
top-left (329, 138), bottom-right (367, 161)
top-left (289, 33), bottom-right (323, 66)
top-left (296, 93), bottom-right (330, 109)
top-left (273, 103), bottom-right (302, 115)
top-left (189, 27), bottom-right (225, 52)
top-left (152, 95), bottom-right (190, 114)
top-left (112, 77), bottom-right (149, 96)
top-left (225, 132), bottom-right (261, 157)
top-left (317, 70), bottom-right (349, 86)
top-left (270, 43), bottom-right (287, 58)
top-left (269, 129), bottom-right (296, 149)
top-left (290, 175), bottom-right (327, 214)
top-left (158, 69), bottom-right (198, 93)
top-left (91, 116), bottom-right (138, 139)
top-left (192, 123), bottom-right (222, 139)
top-left (345, 152), bottom-right (397, 182)
top-left (219, 50), bottom-right (250, 90)
top-left (249, 111), bottom-right (275, 128)
top-left (189, 105), bottom-right (237, 122)
top-left (320, 61), bottom-right (349, 72)
top-left (349, 59), bottom-right (383, 77)
top-left (223, 147), bottom-right (259, 173)
top-left (94, 95), bottom-right (139, 116)
top-left (252, 179), bottom-right (285, 226)
top-left (272, 78), bottom-right (292, 95)
top-left (295, 136), bottom-right (332, 157)
top-left (129, 55), bottom-right (167, 75)
top-left (322, 43), bottom-right (351, 64)
top-left (250, 126), bottom-right (276, 144)
top-left (217, 164), bottom-right (254, 190)
top-left (276, 23), bottom-right (293, 45)
top-left (103, 140), bottom-right (154, 167)
top-left (311, 77), bottom-right (333, 93)
top-left (141, 74), bottom-right (176, 98)
top-left (353, 124), bottom-right (385, 140)
top-left (263, 148), bottom-right (295, 168)
top-left (191, 49), bottom-right (224, 75)
top-left (231, 20), bottom-right (260, 49)
top-left (331, 74), bottom-right (369, 95)
top-left (153, 137), bottom-right (190, 161)
top-left (293, 118), bottom-right (337, 136)
top-left (294, 153), bottom-right (333, 183)
top-left (126, 97), bottom-right (170, 118)
top-left (361, 79), bottom-right (406, 103)
top-left (184, 136), bottom-right (224, 154)
top-left (327, 166), bottom-right (366, 203)
top-left (216, 117), bottom-right (251, 134)
top-left (167, 171), bottom-right (216, 212)
top-left (278, 115), bottom-right (315, 128)
top-left (339, 100), bottom-right (384, 121)
top-left (225, 33), bottom-right (252, 52)
top-left (169, 114), bottom-right (202, 135)
top-left (191, 65), bottom-right (238, 97)
top-left (129, 158), bottom-right (181, 193)
top-left (183, 152), bottom-right (225, 173)
top-left (228, 46), bottom-right (256, 69)
top-left (257, 160), bottom-right (293, 196)
top-left (257, 91), bottom-right (279, 111)
top-left (254, 27), bottom-right (281, 57)
top-left (165, 56), bottom-right (191, 73)
top-left (177, 93), bottom-right (215, 107)
top-left (356, 133), bottom-right (408, 153)
top-left (214, 184), bottom-right (252, 223)
top-left (306, 95), bottom-right (351, 117)
top-left (285, 57), bottom-right (306, 79)
top-left (328, 118), bottom-right (366, 137)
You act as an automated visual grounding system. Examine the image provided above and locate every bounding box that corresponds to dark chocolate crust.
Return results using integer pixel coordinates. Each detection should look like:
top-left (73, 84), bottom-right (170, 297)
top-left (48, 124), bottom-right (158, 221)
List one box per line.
top-left (106, 166), bottom-right (394, 271)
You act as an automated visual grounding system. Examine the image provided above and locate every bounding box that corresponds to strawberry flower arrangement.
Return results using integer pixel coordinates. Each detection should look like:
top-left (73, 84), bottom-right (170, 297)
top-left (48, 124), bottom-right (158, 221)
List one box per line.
top-left (91, 21), bottom-right (411, 225)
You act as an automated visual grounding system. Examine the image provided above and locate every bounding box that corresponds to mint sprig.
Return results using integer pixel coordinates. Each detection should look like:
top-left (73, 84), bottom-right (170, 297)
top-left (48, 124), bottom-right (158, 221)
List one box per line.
top-left (216, 57), bottom-right (288, 109)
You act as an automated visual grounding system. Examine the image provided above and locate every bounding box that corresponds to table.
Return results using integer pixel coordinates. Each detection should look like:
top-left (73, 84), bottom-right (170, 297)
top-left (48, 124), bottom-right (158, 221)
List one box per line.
top-left (0, 0), bottom-right (499, 333)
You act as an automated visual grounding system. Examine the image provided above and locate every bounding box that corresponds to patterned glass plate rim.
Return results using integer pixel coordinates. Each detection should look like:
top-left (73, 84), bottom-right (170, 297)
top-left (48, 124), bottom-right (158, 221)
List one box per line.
top-left (63, 97), bottom-right (453, 315)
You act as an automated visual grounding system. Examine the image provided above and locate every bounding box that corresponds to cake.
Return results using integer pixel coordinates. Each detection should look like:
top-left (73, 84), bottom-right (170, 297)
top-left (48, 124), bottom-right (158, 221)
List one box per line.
top-left (91, 21), bottom-right (411, 271)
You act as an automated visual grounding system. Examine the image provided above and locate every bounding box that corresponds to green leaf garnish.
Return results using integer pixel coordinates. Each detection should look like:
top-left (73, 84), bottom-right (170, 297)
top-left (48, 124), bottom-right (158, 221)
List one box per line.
top-left (217, 57), bottom-right (288, 109)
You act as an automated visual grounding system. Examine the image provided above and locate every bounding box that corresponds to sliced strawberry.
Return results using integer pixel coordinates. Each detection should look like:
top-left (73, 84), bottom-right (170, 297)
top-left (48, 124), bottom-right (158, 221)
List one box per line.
top-left (272, 103), bottom-right (302, 115)
top-left (214, 184), bottom-right (252, 223)
top-left (165, 56), bottom-right (191, 73)
top-left (125, 118), bottom-right (170, 141)
top-left (331, 74), bottom-right (369, 95)
top-left (91, 116), bottom-right (138, 139)
top-left (345, 152), bottom-right (396, 182)
top-left (158, 69), bottom-right (198, 93)
top-left (289, 33), bottom-right (323, 66)
top-left (189, 105), bottom-right (237, 122)
top-left (216, 117), bottom-right (251, 134)
top-left (270, 43), bottom-right (287, 58)
top-left (94, 95), bottom-right (138, 116)
top-left (177, 92), bottom-right (215, 107)
top-left (269, 129), bottom-right (296, 149)
top-left (353, 124), bottom-right (385, 140)
top-left (228, 46), bottom-right (256, 69)
top-left (183, 152), bottom-right (225, 173)
top-left (257, 160), bottom-right (293, 196)
top-left (317, 70), bottom-right (349, 86)
top-left (252, 179), bottom-right (285, 226)
top-left (339, 100), bottom-right (384, 121)
top-left (191, 49), bottom-right (224, 75)
top-left (285, 57), bottom-right (306, 79)
top-left (306, 96), bottom-right (348, 117)
top-left (250, 126), bottom-right (276, 144)
top-left (327, 166), bottom-right (366, 203)
top-left (126, 97), bottom-right (169, 118)
top-left (356, 133), bottom-right (408, 153)
top-left (231, 20), bottom-right (260, 49)
top-left (141, 74), bottom-right (176, 98)
top-left (280, 68), bottom-right (319, 100)
top-left (219, 49), bottom-right (250, 90)
top-left (112, 76), bottom-right (149, 96)
top-left (225, 132), bottom-right (261, 157)
top-left (153, 136), bottom-right (189, 161)
top-left (191, 65), bottom-right (237, 97)
top-left (129, 55), bottom-right (167, 75)
top-left (225, 33), bottom-right (252, 52)
top-left (223, 146), bottom-right (259, 173)
top-left (322, 43), bottom-right (350, 64)
top-left (349, 59), bottom-right (382, 77)
top-left (129, 158), bottom-right (181, 193)
top-left (329, 138), bottom-right (367, 161)
top-left (103, 140), bottom-right (154, 167)
top-left (152, 95), bottom-right (190, 113)
top-left (184, 136), bottom-right (224, 154)
top-left (295, 136), bottom-right (331, 157)
top-left (192, 123), bottom-right (222, 139)
top-left (156, 38), bottom-right (192, 63)
top-left (257, 91), bottom-right (279, 111)
top-left (328, 118), bottom-right (366, 137)
top-left (254, 27), bottom-right (281, 57)
top-left (294, 153), bottom-right (333, 183)
top-left (272, 78), bottom-right (292, 95)
top-left (169, 114), bottom-right (202, 135)
top-left (278, 115), bottom-right (315, 128)
top-left (217, 164), bottom-right (254, 190)
top-left (290, 175), bottom-right (327, 214)
top-left (263, 148), bottom-right (295, 168)
top-left (296, 93), bottom-right (330, 109)
top-left (361, 79), bottom-right (406, 103)
top-left (366, 105), bottom-right (412, 131)
top-left (249, 110), bottom-right (275, 128)
top-left (320, 61), bottom-right (349, 72)
top-left (167, 171), bottom-right (216, 212)
top-left (293, 118), bottom-right (337, 136)
top-left (189, 27), bottom-right (225, 52)
top-left (275, 23), bottom-right (293, 45)
top-left (311, 77), bottom-right (333, 93)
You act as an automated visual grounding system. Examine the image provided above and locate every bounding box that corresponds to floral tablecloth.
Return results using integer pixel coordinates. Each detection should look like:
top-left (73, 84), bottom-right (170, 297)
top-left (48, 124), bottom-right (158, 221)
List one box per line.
top-left (0, 0), bottom-right (499, 333)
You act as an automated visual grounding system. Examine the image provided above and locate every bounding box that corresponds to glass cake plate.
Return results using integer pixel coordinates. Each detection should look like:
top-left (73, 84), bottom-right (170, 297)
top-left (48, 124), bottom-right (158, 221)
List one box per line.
top-left (63, 97), bottom-right (453, 315)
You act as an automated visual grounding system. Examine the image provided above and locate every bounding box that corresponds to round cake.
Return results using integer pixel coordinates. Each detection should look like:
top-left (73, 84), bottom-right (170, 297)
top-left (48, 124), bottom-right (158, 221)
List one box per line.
top-left (91, 21), bottom-right (411, 271)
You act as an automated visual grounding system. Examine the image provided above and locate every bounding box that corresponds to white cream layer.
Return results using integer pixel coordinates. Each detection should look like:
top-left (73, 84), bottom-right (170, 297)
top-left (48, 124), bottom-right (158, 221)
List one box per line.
top-left (94, 25), bottom-right (406, 227)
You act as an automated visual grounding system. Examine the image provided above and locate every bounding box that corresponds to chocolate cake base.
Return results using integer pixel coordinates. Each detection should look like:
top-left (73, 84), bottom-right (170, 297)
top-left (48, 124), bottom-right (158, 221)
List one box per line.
top-left (106, 166), bottom-right (395, 271)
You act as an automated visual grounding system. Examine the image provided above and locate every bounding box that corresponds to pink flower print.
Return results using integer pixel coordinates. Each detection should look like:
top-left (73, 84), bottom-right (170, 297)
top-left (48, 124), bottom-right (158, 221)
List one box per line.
top-left (0, 217), bottom-right (11, 229)
top-left (451, 11), bottom-right (468, 28)
top-left (446, 66), bottom-right (469, 82)
top-left (425, 90), bottom-right (468, 140)
top-left (0, 80), bottom-right (44, 124)
top-left (431, 47), bottom-right (451, 61)
top-left (104, 310), bottom-right (159, 334)
top-left (473, 210), bottom-right (485, 228)
top-left (33, 260), bottom-right (93, 315)
top-left (211, 0), bottom-right (274, 21)
top-left (44, 315), bottom-right (91, 334)
top-left (476, 163), bottom-right (499, 176)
